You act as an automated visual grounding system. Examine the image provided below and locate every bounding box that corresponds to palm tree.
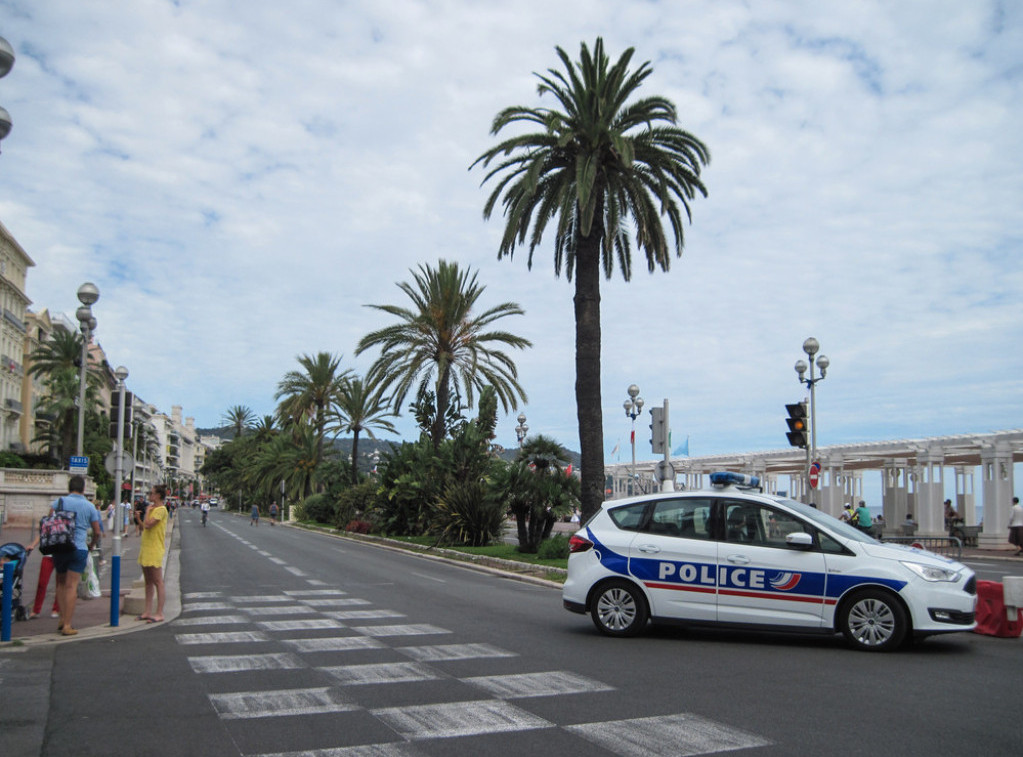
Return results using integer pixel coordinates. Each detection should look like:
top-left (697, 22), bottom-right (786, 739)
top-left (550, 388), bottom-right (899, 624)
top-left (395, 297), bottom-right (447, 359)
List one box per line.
top-left (356, 259), bottom-right (532, 449)
top-left (275, 352), bottom-right (352, 469)
top-left (222, 405), bottom-right (256, 439)
top-left (327, 375), bottom-right (399, 485)
top-left (472, 38), bottom-right (710, 521)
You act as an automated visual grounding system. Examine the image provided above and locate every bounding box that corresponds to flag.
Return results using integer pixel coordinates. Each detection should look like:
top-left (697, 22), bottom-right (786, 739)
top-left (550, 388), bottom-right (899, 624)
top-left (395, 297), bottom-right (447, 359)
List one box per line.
top-left (610, 439), bottom-right (621, 459)
top-left (672, 436), bottom-right (690, 457)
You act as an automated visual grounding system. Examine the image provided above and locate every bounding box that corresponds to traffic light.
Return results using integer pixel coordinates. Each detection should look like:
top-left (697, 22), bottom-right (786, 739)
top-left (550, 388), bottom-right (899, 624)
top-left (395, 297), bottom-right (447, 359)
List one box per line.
top-left (649, 406), bottom-right (666, 453)
top-left (110, 392), bottom-right (134, 439)
top-left (786, 401), bottom-right (808, 448)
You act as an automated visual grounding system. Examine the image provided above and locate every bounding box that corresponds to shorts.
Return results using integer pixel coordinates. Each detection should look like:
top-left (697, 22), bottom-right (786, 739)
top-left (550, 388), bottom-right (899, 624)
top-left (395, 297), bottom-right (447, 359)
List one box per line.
top-left (52, 548), bottom-right (89, 575)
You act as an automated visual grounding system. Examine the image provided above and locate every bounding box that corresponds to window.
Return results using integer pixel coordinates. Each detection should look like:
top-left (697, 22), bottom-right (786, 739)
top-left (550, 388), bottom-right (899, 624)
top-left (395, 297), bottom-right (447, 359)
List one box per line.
top-left (643, 498), bottom-right (715, 540)
top-left (724, 501), bottom-right (810, 548)
top-left (608, 502), bottom-right (649, 531)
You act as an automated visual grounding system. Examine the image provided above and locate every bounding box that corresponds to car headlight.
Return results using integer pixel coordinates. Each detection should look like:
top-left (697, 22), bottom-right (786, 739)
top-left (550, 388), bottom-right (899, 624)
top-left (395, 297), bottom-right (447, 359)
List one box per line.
top-left (900, 561), bottom-right (961, 583)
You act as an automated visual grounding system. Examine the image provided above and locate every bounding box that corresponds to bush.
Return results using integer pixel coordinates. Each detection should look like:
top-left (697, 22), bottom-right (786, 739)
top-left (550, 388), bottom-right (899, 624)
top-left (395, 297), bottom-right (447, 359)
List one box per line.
top-left (333, 481), bottom-right (379, 530)
top-left (345, 520), bottom-right (372, 534)
top-left (433, 480), bottom-right (507, 547)
top-left (537, 534), bottom-right (570, 560)
top-left (301, 493), bottom-right (336, 525)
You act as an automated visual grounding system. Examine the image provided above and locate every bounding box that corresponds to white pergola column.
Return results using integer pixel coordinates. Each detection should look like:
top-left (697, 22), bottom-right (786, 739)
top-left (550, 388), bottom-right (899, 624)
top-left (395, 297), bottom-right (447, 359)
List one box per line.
top-left (819, 455), bottom-right (845, 517)
top-left (882, 460), bottom-right (910, 524)
top-left (913, 449), bottom-right (946, 536)
top-left (979, 442), bottom-right (1015, 549)
top-left (954, 466), bottom-right (977, 525)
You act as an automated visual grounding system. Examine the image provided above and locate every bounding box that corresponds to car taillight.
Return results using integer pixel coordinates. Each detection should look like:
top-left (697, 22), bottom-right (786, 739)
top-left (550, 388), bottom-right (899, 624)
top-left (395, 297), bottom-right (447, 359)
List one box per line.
top-left (569, 535), bottom-right (593, 553)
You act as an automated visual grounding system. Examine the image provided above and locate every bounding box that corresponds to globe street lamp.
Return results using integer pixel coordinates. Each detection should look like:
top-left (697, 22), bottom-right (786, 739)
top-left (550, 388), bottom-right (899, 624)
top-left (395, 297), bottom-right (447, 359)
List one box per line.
top-left (515, 413), bottom-right (528, 447)
top-left (0, 35), bottom-right (14, 150)
top-left (795, 337), bottom-right (830, 493)
top-left (623, 384), bottom-right (644, 485)
top-left (75, 283), bottom-right (99, 458)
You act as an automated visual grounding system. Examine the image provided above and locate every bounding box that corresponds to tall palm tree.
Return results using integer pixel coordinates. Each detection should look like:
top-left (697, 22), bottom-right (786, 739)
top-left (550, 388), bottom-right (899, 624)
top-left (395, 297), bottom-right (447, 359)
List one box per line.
top-left (356, 259), bottom-right (532, 449)
top-left (327, 375), bottom-right (399, 484)
top-left (472, 38), bottom-right (710, 521)
top-left (222, 405), bottom-right (256, 439)
top-left (275, 352), bottom-right (352, 469)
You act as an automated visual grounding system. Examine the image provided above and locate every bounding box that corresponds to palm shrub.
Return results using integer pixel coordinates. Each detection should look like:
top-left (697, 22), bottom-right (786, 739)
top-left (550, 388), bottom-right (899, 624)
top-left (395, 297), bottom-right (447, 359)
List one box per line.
top-left (433, 480), bottom-right (506, 547)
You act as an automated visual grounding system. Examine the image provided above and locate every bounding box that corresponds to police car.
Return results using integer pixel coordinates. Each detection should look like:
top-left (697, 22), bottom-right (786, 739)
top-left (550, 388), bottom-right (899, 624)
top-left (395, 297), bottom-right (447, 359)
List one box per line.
top-left (562, 472), bottom-right (977, 651)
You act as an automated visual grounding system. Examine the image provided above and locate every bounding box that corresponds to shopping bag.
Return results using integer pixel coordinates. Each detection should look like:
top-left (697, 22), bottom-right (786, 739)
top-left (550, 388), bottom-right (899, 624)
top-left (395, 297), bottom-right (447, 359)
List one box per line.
top-left (77, 551), bottom-right (102, 599)
top-left (39, 498), bottom-right (76, 555)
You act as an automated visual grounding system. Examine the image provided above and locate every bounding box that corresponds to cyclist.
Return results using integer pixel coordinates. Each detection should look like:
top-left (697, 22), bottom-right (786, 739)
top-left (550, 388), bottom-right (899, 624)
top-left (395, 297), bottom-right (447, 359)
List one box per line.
top-left (200, 499), bottom-right (210, 527)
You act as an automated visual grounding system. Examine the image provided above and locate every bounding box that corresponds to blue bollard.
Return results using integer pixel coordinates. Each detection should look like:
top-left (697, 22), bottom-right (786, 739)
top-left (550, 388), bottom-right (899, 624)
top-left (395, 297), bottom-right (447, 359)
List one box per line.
top-left (109, 554), bottom-right (120, 627)
top-left (1, 560), bottom-right (13, 642)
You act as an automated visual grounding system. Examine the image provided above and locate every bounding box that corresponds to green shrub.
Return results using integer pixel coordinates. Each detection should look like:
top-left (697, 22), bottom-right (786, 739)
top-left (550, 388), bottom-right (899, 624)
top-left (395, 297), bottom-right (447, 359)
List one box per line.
top-left (345, 520), bottom-right (372, 534)
top-left (538, 534), bottom-right (570, 560)
top-left (332, 481), bottom-right (379, 530)
top-left (301, 493), bottom-right (336, 525)
top-left (433, 480), bottom-right (506, 547)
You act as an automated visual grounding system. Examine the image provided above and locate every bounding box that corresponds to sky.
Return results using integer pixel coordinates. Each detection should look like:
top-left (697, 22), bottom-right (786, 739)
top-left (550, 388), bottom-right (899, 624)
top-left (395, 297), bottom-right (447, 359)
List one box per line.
top-left (0, 0), bottom-right (1020, 462)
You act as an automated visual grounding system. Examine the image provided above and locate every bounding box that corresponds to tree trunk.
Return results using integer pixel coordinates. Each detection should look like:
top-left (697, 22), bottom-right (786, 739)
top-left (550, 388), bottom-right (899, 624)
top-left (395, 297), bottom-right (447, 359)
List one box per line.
top-left (431, 364), bottom-right (452, 450)
top-left (574, 229), bottom-right (606, 524)
top-left (350, 429), bottom-right (361, 485)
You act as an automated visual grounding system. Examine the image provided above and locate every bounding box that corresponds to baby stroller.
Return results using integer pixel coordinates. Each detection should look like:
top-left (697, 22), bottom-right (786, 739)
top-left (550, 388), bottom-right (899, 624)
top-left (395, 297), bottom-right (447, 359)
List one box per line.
top-left (0, 542), bottom-right (28, 621)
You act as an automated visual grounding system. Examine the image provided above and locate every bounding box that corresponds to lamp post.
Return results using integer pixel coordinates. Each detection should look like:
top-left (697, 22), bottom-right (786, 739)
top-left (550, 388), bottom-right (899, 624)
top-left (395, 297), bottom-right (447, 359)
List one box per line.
top-left (515, 413), bottom-right (528, 447)
top-left (794, 337), bottom-right (830, 497)
top-left (110, 365), bottom-right (129, 626)
top-left (0, 35), bottom-right (14, 152)
top-left (623, 384), bottom-right (643, 488)
top-left (75, 283), bottom-right (99, 458)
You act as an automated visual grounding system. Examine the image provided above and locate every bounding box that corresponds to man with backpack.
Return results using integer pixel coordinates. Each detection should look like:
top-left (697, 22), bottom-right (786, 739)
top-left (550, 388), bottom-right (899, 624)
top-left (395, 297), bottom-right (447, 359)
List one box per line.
top-left (49, 475), bottom-right (101, 636)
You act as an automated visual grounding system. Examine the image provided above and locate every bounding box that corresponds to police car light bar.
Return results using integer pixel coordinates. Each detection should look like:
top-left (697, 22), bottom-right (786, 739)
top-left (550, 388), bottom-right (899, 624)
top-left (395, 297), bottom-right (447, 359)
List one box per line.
top-left (709, 471), bottom-right (761, 489)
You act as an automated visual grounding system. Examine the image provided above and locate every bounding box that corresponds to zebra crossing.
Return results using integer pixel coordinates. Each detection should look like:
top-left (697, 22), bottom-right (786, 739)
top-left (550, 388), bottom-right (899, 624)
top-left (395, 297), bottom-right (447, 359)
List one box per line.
top-left (175, 584), bottom-right (772, 756)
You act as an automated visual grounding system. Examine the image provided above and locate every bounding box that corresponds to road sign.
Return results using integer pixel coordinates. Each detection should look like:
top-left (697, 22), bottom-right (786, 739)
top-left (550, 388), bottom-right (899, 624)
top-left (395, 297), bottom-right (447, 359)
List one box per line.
top-left (69, 455), bottom-right (89, 473)
top-left (809, 461), bottom-right (821, 489)
top-left (104, 450), bottom-right (134, 476)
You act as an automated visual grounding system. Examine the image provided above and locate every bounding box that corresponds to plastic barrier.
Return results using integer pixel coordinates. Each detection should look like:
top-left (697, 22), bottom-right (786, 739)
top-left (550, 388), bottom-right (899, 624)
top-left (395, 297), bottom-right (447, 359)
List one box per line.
top-left (973, 580), bottom-right (1023, 638)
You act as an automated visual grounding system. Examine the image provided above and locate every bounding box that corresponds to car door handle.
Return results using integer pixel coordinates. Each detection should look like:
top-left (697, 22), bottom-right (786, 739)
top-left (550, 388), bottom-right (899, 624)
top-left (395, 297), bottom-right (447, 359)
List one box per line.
top-left (637, 545), bottom-right (661, 554)
top-left (726, 555), bottom-right (751, 565)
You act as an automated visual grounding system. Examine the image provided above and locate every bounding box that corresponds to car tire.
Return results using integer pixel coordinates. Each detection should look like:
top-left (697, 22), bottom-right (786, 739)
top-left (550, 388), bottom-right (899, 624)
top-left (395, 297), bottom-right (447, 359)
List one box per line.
top-left (839, 589), bottom-right (908, 652)
top-left (590, 580), bottom-right (648, 637)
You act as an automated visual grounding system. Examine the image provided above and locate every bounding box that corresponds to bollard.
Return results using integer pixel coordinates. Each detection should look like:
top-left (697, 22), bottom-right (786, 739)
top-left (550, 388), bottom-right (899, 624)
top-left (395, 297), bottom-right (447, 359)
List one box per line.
top-left (1, 559), bottom-right (12, 642)
top-left (110, 552), bottom-right (120, 626)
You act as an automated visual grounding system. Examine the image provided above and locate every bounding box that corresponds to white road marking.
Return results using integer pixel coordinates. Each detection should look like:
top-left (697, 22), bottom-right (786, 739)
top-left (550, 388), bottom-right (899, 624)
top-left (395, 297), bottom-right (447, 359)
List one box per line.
top-left (396, 643), bottom-right (517, 662)
top-left (258, 619), bottom-right (346, 632)
top-left (326, 610), bottom-right (405, 621)
top-left (410, 572), bottom-right (445, 583)
top-left (209, 687), bottom-right (358, 720)
top-left (306, 579), bottom-right (329, 586)
top-left (322, 662), bottom-right (441, 686)
top-left (285, 589), bottom-right (349, 597)
top-left (187, 652), bottom-right (303, 674)
top-left (182, 601), bottom-right (234, 612)
top-left (283, 637), bottom-right (385, 652)
top-left (565, 713), bottom-right (772, 757)
top-left (371, 700), bottom-right (552, 740)
top-left (242, 605), bottom-right (316, 616)
top-left (269, 557), bottom-right (287, 565)
top-left (175, 631), bottom-right (269, 645)
top-left (286, 567), bottom-right (308, 576)
top-left (254, 745), bottom-right (416, 757)
top-left (300, 598), bottom-right (371, 607)
top-left (183, 591), bottom-right (223, 599)
top-left (464, 670), bottom-right (614, 699)
top-left (233, 595), bottom-right (295, 603)
top-left (172, 614), bottom-right (249, 626)
top-left (351, 624), bottom-right (450, 637)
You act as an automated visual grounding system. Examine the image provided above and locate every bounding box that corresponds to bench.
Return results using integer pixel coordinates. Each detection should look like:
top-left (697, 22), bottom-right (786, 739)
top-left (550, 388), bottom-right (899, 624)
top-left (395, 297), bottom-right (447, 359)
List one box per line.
top-left (950, 525), bottom-right (981, 547)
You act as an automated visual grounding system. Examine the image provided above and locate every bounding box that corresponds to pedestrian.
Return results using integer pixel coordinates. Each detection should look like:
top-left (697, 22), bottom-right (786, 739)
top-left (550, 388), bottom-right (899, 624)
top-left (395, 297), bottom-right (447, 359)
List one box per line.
top-left (22, 525), bottom-right (60, 620)
top-left (133, 497), bottom-right (146, 536)
top-left (50, 474), bottom-right (102, 636)
top-left (854, 500), bottom-right (873, 532)
top-left (137, 484), bottom-right (169, 623)
top-left (251, 504), bottom-right (259, 526)
top-left (269, 501), bottom-right (278, 526)
top-left (839, 503), bottom-right (855, 523)
top-left (1008, 496), bottom-right (1023, 556)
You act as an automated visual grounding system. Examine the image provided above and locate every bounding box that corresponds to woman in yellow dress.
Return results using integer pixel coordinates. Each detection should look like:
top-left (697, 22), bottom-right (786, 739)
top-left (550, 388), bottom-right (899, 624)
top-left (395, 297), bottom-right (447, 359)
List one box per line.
top-left (137, 484), bottom-right (168, 623)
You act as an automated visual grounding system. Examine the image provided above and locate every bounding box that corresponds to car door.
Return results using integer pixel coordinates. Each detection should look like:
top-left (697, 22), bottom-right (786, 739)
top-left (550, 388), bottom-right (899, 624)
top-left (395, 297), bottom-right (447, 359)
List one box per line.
top-left (626, 497), bottom-right (719, 622)
top-left (715, 499), bottom-right (828, 628)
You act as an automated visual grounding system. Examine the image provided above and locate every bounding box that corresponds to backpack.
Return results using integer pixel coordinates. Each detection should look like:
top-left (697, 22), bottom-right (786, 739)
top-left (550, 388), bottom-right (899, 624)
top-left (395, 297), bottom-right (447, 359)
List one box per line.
top-left (39, 498), bottom-right (77, 555)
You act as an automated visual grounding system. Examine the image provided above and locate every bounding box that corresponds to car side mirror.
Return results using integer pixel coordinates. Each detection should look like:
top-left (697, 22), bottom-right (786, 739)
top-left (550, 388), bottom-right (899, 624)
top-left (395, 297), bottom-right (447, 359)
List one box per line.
top-left (786, 532), bottom-right (814, 550)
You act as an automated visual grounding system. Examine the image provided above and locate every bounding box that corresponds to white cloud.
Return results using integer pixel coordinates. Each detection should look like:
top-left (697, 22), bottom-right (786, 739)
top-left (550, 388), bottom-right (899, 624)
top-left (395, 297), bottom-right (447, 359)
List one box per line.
top-left (0, 0), bottom-right (1020, 458)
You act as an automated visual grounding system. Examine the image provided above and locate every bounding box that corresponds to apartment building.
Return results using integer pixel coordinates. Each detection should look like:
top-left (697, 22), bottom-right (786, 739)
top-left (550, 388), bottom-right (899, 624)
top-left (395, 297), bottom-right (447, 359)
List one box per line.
top-left (0, 219), bottom-right (33, 453)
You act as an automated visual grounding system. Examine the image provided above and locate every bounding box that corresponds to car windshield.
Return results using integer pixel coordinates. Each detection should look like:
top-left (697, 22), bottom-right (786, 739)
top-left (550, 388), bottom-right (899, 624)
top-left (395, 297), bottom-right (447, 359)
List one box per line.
top-left (771, 497), bottom-right (879, 544)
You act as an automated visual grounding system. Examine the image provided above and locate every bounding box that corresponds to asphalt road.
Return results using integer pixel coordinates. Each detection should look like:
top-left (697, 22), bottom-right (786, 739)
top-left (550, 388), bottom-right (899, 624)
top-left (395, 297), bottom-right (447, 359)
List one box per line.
top-left (4, 510), bottom-right (1021, 757)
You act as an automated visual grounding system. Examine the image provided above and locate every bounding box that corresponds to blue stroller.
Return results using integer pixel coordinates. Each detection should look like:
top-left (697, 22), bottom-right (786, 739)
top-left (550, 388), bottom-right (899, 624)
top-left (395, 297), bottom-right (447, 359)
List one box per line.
top-left (0, 542), bottom-right (29, 621)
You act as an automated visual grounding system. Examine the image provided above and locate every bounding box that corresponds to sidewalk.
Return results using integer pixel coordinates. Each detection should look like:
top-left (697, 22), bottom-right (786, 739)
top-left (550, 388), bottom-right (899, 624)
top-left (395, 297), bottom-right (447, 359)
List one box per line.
top-left (0, 515), bottom-right (180, 646)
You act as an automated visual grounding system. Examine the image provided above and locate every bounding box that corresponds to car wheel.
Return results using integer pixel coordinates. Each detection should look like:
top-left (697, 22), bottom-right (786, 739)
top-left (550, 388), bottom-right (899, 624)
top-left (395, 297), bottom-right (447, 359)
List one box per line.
top-left (590, 580), bottom-right (648, 637)
top-left (839, 589), bottom-right (908, 652)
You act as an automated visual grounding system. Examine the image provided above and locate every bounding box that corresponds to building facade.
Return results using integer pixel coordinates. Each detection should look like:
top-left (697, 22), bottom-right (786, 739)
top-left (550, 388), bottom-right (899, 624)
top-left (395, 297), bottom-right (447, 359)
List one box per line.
top-left (0, 219), bottom-right (33, 453)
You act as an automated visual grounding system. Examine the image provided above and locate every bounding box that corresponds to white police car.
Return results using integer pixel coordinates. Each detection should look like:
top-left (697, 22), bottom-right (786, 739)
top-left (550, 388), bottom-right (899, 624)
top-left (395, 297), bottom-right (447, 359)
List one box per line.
top-left (562, 472), bottom-right (977, 651)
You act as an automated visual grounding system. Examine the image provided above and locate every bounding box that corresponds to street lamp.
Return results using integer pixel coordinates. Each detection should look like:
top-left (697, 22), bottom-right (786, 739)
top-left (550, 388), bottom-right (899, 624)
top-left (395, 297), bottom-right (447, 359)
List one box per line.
top-left (623, 384), bottom-right (644, 486)
top-left (515, 413), bottom-right (528, 447)
top-left (795, 337), bottom-right (830, 495)
top-left (110, 365), bottom-right (128, 627)
top-left (75, 283), bottom-right (99, 458)
top-left (0, 35), bottom-right (14, 150)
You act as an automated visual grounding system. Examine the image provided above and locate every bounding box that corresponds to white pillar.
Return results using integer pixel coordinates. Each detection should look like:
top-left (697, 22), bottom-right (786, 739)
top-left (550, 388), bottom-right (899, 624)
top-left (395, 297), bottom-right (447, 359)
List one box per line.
top-left (979, 442), bottom-right (1015, 549)
top-left (914, 450), bottom-right (945, 536)
top-left (955, 466), bottom-right (976, 525)
top-left (883, 460), bottom-right (909, 524)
